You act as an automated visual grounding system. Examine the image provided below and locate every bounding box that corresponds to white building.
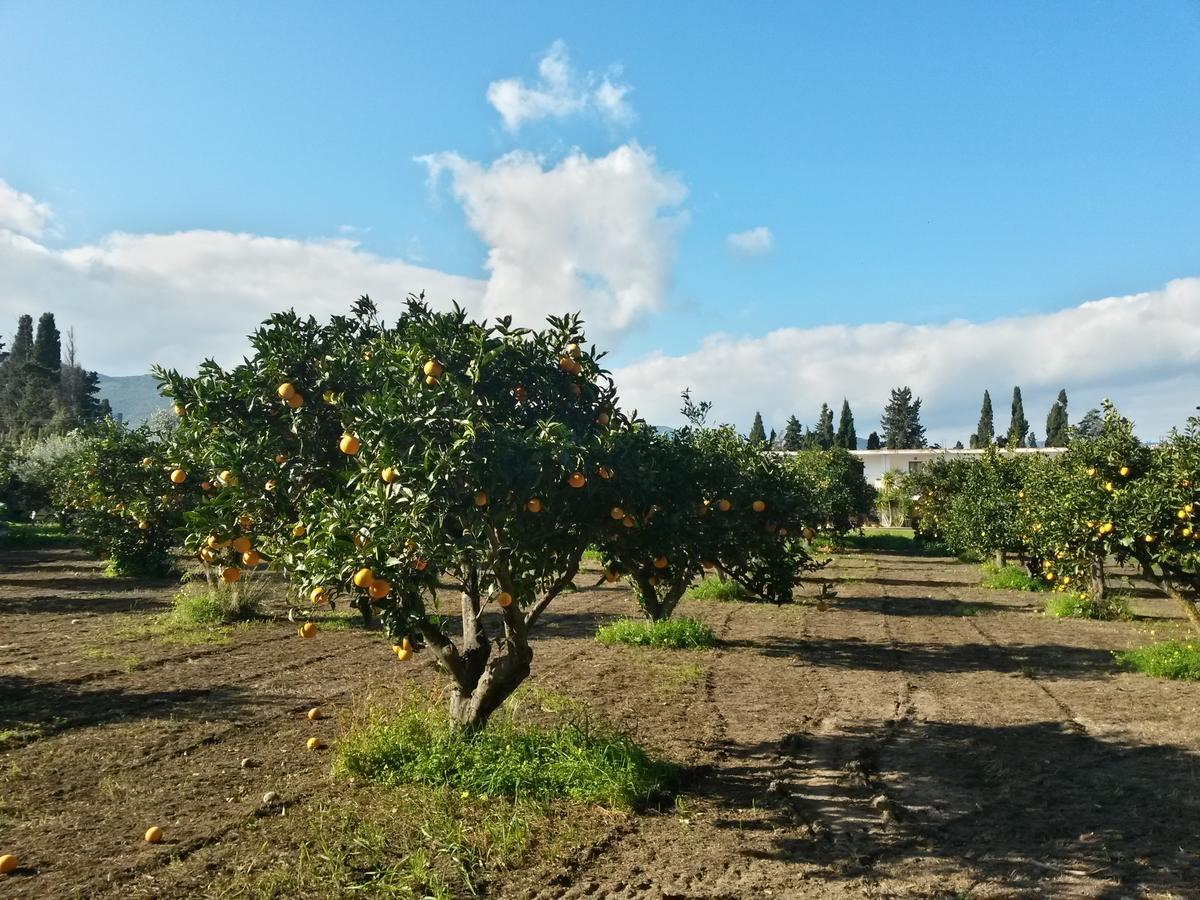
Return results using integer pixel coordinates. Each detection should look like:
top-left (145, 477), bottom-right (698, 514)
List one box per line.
top-left (851, 446), bottom-right (1067, 488)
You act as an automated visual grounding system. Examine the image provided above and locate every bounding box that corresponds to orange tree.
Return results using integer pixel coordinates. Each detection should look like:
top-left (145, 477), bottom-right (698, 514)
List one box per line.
top-left (936, 448), bottom-right (1032, 567)
top-left (158, 297), bottom-right (630, 730)
top-left (49, 419), bottom-right (187, 576)
top-left (1020, 404), bottom-right (1200, 629)
top-left (784, 447), bottom-right (872, 538)
top-left (1019, 404), bottom-right (1149, 602)
top-left (593, 424), bottom-right (820, 621)
top-left (907, 456), bottom-right (973, 544)
top-left (1124, 414), bottom-right (1200, 630)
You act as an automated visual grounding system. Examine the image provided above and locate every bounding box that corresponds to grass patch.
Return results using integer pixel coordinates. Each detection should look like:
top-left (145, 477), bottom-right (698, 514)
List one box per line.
top-left (1044, 592), bottom-right (1132, 621)
top-left (1115, 641), bottom-right (1200, 680)
top-left (168, 580), bottom-right (262, 627)
top-left (685, 579), bottom-right (749, 602)
top-left (980, 562), bottom-right (1048, 592)
top-left (0, 521), bottom-right (78, 548)
top-left (596, 617), bottom-right (716, 650)
top-left (217, 786), bottom-right (599, 899)
top-left (841, 528), bottom-right (954, 557)
top-left (0, 723), bottom-right (44, 749)
top-left (335, 692), bottom-right (679, 810)
top-left (582, 547), bottom-right (605, 562)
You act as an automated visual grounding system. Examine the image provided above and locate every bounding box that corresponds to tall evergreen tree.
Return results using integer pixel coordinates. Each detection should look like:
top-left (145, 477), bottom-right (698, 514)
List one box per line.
top-left (880, 386), bottom-right (927, 449)
top-left (782, 415), bottom-right (803, 451)
top-left (972, 390), bottom-right (995, 448)
top-left (767, 427), bottom-right (777, 448)
top-left (835, 398), bottom-right (857, 449)
top-left (1007, 386), bottom-right (1029, 447)
top-left (1044, 388), bottom-right (1069, 447)
top-left (1026, 431), bottom-right (1038, 448)
top-left (33, 313), bottom-right (61, 372)
top-left (866, 431), bottom-right (881, 450)
top-left (816, 403), bottom-right (835, 450)
top-left (9, 315), bottom-right (33, 363)
top-left (748, 411), bottom-right (767, 445)
top-left (1076, 408), bottom-right (1104, 439)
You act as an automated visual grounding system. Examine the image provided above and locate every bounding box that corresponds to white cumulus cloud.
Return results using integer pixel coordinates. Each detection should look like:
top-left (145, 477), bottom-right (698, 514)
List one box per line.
top-left (486, 41), bottom-right (633, 131)
top-left (727, 226), bottom-right (774, 256)
top-left (613, 278), bottom-right (1200, 444)
top-left (420, 143), bottom-right (687, 344)
top-left (0, 227), bottom-right (484, 374)
top-left (0, 177), bottom-right (54, 238)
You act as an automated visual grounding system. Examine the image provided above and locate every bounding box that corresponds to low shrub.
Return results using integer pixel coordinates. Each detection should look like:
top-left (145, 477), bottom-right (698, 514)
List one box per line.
top-left (980, 562), bottom-right (1047, 592)
top-left (685, 579), bottom-right (749, 602)
top-left (595, 617), bottom-right (716, 650)
top-left (335, 694), bottom-right (679, 809)
top-left (1115, 641), bottom-right (1200, 680)
top-left (167, 577), bottom-right (267, 628)
top-left (1044, 592), bottom-right (1132, 621)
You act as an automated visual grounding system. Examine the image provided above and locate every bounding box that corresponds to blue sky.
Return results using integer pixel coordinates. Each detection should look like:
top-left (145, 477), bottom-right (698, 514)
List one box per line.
top-left (1, 1), bottom-right (1198, 440)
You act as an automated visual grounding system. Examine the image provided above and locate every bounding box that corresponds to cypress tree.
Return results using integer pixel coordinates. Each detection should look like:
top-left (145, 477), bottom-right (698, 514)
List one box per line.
top-left (817, 403), bottom-right (835, 450)
top-left (866, 431), bottom-right (881, 450)
top-left (767, 428), bottom-right (777, 448)
top-left (9, 315), bottom-right (33, 362)
top-left (1026, 431), bottom-right (1038, 448)
top-left (835, 398), bottom-right (857, 449)
top-left (1045, 389), bottom-right (1069, 447)
top-left (880, 386), bottom-right (927, 449)
top-left (974, 390), bottom-right (994, 448)
top-left (782, 415), bottom-right (802, 451)
top-left (1007, 386), bottom-right (1029, 447)
top-left (33, 313), bottom-right (61, 372)
top-left (748, 411), bottom-right (767, 445)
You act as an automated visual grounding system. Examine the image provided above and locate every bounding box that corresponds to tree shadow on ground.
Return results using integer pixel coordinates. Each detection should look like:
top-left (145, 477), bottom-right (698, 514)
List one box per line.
top-left (847, 575), bottom-right (985, 589)
top-left (706, 719), bottom-right (1200, 897)
top-left (0, 674), bottom-right (264, 748)
top-left (725, 634), bottom-right (1117, 679)
top-left (827, 595), bottom-right (1021, 617)
top-left (0, 574), bottom-right (180, 593)
top-left (0, 590), bottom-right (174, 615)
top-left (0, 548), bottom-right (89, 568)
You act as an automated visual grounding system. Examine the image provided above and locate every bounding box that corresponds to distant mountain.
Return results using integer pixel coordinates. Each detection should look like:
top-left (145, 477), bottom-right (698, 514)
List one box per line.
top-left (96, 374), bottom-right (167, 425)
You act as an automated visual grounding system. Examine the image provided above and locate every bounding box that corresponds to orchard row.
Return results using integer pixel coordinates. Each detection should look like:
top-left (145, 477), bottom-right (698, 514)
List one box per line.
top-left (906, 402), bottom-right (1200, 630)
top-left (49, 297), bottom-right (871, 729)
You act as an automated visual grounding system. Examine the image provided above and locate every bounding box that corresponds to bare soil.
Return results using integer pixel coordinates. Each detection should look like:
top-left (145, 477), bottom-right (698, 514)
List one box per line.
top-left (2, 543), bottom-right (1199, 898)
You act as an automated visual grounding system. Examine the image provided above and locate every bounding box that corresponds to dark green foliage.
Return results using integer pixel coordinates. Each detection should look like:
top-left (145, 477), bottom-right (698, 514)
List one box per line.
top-left (973, 390), bottom-right (994, 448)
top-left (835, 399), bottom-right (857, 450)
top-left (748, 411), bottom-right (767, 445)
top-left (782, 415), bottom-right (802, 451)
top-left (9, 315), bottom-right (33, 362)
top-left (880, 386), bottom-right (926, 449)
top-left (816, 403), bottom-right (834, 450)
top-left (1076, 407), bottom-right (1104, 439)
top-left (33, 313), bottom-right (61, 372)
top-left (1045, 389), bottom-right (1069, 447)
top-left (866, 431), bottom-right (881, 450)
top-left (1008, 386), bottom-right (1029, 447)
top-left (1, 314), bottom-right (109, 438)
top-left (786, 448), bottom-right (872, 534)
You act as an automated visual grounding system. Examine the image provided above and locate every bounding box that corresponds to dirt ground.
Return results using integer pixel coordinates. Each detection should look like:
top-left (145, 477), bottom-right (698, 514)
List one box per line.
top-left (2, 541), bottom-right (1199, 899)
